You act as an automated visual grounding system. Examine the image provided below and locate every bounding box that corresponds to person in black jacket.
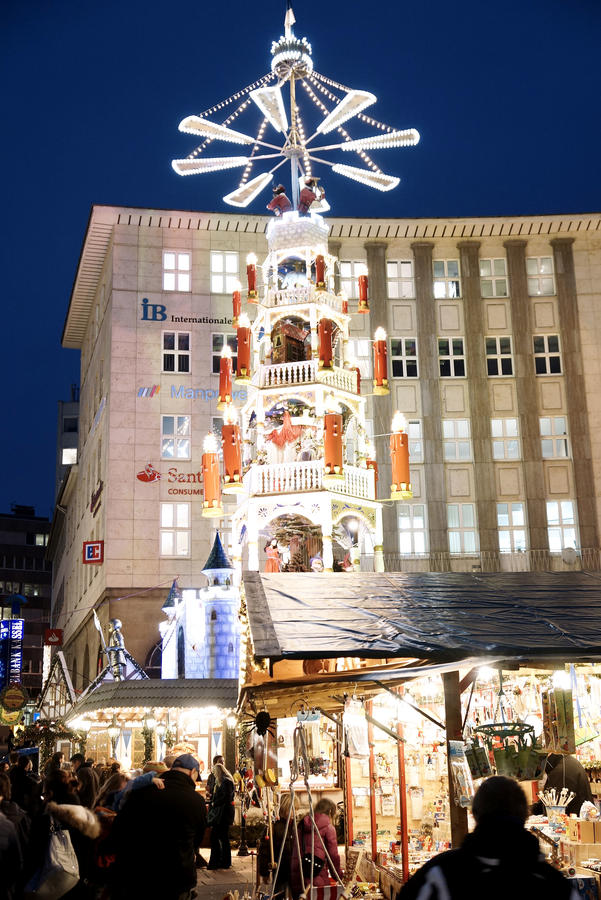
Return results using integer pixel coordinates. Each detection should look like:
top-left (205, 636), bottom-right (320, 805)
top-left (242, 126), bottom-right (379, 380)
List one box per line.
top-left (399, 776), bottom-right (576, 900)
top-left (111, 753), bottom-right (206, 900)
top-left (208, 762), bottom-right (235, 870)
top-left (9, 755), bottom-right (41, 817)
top-left (531, 753), bottom-right (593, 817)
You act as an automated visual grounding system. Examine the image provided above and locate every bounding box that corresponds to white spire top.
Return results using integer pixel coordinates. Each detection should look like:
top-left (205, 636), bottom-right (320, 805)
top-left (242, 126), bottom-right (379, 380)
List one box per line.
top-left (284, 2), bottom-right (296, 39)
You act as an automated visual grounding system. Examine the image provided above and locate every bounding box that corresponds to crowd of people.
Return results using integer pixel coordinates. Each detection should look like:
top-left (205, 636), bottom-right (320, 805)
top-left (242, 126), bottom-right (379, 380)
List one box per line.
top-left (0, 749), bottom-right (236, 900)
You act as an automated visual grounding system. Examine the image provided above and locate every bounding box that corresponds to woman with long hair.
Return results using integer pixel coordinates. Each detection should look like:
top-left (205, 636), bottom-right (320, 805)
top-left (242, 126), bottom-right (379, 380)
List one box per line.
top-left (208, 762), bottom-right (235, 870)
top-left (290, 797), bottom-right (343, 899)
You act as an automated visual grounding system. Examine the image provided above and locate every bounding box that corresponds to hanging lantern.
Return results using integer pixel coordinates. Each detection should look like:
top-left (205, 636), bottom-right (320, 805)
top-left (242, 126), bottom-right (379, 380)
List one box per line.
top-left (217, 345), bottom-right (233, 410)
top-left (338, 290), bottom-right (348, 315)
top-left (246, 252), bottom-right (258, 302)
top-left (390, 412), bottom-right (412, 499)
top-left (318, 318), bottom-right (334, 369)
top-left (373, 327), bottom-right (389, 395)
top-left (235, 312), bottom-right (252, 384)
top-left (202, 433), bottom-right (224, 518)
top-left (315, 254), bottom-right (326, 290)
top-left (222, 408), bottom-right (244, 494)
top-left (232, 280), bottom-right (242, 327)
top-left (366, 458), bottom-right (379, 499)
top-left (357, 264), bottom-right (369, 313)
top-left (323, 407), bottom-right (344, 485)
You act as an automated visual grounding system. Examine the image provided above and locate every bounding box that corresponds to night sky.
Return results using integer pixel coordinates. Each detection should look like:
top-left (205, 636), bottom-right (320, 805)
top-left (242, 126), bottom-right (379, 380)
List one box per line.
top-left (2, 0), bottom-right (600, 518)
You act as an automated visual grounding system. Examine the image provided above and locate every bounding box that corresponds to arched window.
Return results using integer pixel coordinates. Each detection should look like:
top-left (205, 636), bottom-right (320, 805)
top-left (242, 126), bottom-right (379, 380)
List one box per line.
top-left (177, 626), bottom-right (185, 679)
top-left (211, 610), bottom-right (217, 621)
top-left (228, 642), bottom-right (234, 654)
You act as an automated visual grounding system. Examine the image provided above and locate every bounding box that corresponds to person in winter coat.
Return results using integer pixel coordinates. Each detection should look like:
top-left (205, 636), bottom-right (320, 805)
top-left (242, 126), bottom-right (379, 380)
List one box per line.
top-left (111, 753), bottom-right (207, 900)
top-left (0, 772), bottom-right (30, 861)
top-left (290, 797), bottom-right (343, 899)
top-left (398, 775), bottom-right (578, 900)
top-left (0, 775), bottom-right (23, 900)
top-left (208, 762), bottom-right (236, 870)
top-left (531, 753), bottom-right (593, 817)
top-left (9, 754), bottom-right (41, 816)
top-left (76, 767), bottom-right (98, 809)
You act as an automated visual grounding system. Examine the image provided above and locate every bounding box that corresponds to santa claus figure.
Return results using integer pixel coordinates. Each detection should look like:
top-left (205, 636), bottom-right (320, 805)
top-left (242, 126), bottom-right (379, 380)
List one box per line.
top-left (267, 184), bottom-right (292, 216)
top-left (298, 177), bottom-right (325, 216)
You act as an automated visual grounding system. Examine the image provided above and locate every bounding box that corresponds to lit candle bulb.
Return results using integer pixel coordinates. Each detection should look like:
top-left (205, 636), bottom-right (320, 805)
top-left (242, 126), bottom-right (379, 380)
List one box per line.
top-left (232, 279), bottom-right (242, 327)
top-left (235, 312), bottom-right (251, 384)
top-left (357, 263), bottom-right (369, 313)
top-left (221, 407), bottom-right (244, 494)
top-left (246, 252), bottom-right (258, 302)
top-left (202, 432), bottom-right (224, 518)
top-left (315, 254), bottom-right (326, 290)
top-left (390, 412), bottom-right (412, 499)
top-left (323, 402), bottom-right (344, 485)
top-left (217, 345), bottom-right (233, 411)
top-left (373, 326), bottom-right (389, 395)
top-left (318, 318), bottom-right (334, 369)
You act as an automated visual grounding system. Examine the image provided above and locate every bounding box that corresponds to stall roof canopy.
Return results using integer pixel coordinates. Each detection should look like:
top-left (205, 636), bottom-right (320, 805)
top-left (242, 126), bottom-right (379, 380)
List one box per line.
top-left (244, 571), bottom-right (601, 663)
top-left (71, 678), bottom-right (239, 716)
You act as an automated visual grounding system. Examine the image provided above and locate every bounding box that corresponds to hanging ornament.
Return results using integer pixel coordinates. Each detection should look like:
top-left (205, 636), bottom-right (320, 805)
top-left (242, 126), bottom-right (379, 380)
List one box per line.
top-left (202, 433), bottom-right (224, 518)
top-left (222, 409), bottom-right (244, 494)
top-left (246, 253), bottom-right (258, 301)
top-left (390, 412), bottom-right (412, 499)
top-left (218, 345), bottom-right (233, 410)
top-left (236, 313), bottom-right (252, 384)
top-left (318, 318), bottom-right (334, 369)
top-left (373, 327), bottom-right (389, 395)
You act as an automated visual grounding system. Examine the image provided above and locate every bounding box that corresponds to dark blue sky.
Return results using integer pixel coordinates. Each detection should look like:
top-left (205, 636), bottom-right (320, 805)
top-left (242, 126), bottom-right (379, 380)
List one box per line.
top-left (2, 0), bottom-right (600, 517)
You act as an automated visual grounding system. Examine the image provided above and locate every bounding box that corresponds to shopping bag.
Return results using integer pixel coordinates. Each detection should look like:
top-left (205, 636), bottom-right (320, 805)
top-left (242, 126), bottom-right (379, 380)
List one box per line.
top-left (25, 816), bottom-right (80, 900)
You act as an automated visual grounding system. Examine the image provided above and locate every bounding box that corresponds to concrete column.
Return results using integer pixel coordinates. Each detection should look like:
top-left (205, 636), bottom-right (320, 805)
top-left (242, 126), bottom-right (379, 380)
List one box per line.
top-left (550, 238), bottom-right (599, 550)
top-left (504, 240), bottom-right (549, 553)
top-left (411, 241), bottom-right (448, 557)
top-left (458, 242), bottom-right (499, 562)
top-left (365, 241), bottom-right (396, 556)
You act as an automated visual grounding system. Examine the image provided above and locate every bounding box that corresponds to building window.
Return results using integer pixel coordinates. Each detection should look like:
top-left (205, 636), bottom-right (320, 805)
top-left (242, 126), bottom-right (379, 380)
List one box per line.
top-left (398, 504), bottom-right (427, 554)
top-left (527, 257), bottom-right (555, 296)
top-left (386, 260), bottom-right (415, 299)
top-left (480, 258), bottom-right (508, 297)
top-left (485, 336), bottom-right (513, 376)
top-left (390, 338), bottom-right (418, 378)
top-left (540, 416), bottom-right (569, 458)
top-left (212, 333), bottom-right (238, 374)
top-left (163, 332), bottom-right (190, 373)
top-left (62, 448), bottom-right (77, 465)
top-left (433, 259), bottom-right (461, 298)
top-left (533, 334), bottom-right (561, 375)
top-left (35, 534), bottom-right (48, 547)
top-left (408, 420), bottom-right (423, 463)
top-left (497, 503), bottom-right (527, 552)
top-left (161, 416), bottom-right (191, 459)
top-left (546, 500), bottom-right (577, 552)
top-left (447, 503), bottom-right (478, 554)
top-left (163, 251), bottom-right (191, 292)
top-left (491, 418), bottom-right (520, 460)
top-left (347, 339), bottom-right (372, 378)
top-left (438, 338), bottom-right (465, 377)
top-left (340, 260), bottom-right (366, 298)
top-left (442, 419), bottom-right (471, 461)
top-left (210, 251), bottom-right (239, 294)
top-left (160, 503), bottom-right (190, 557)
top-left (63, 417), bottom-right (78, 433)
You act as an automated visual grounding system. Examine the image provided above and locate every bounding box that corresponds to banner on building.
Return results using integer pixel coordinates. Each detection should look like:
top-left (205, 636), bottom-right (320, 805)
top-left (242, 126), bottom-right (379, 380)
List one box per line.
top-left (82, 541), bottom-right (104, 564)
top-left (0, 619), bottom-right (24, 689)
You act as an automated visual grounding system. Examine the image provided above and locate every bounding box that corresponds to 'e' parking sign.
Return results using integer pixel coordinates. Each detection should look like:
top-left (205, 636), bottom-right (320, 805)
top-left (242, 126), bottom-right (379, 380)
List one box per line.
top-left (82, 541), bottom-right (104, 564)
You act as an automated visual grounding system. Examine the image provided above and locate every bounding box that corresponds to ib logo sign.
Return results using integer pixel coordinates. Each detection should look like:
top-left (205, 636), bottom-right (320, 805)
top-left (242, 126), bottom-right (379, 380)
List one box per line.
top-left (141, 298), bottom-right (166, 321)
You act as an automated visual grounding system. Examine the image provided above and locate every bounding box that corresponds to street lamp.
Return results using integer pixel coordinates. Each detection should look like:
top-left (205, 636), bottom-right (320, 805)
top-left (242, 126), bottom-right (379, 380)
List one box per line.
top-left (107, 715), bottom-right (120, 758)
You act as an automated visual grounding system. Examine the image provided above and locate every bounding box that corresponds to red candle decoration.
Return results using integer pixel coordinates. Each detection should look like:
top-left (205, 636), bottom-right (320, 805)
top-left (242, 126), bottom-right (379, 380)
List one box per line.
top-left (366, 458), bottom-right (379, 499)
top-left (222, 412), bottom-right (244, 494)
top-left (318, 318), bottom-right (334, 369)
top-left (340, 291), bottom-right (349, 315)
top-left (373, 327), bottom-right (389, 395)
top-left (357, 265), bottom-right (369, 313)
top-left (315, 254), bottom-right (326, 290)
top-left (232, 281), bottom-right (241, 327)
top-left (235, 312), bottom-right (251, 384)
top-left (390, 412), bottom-right (412, 500)
top-left (246, 252), bottom-right (258, 302)
top-left (202, 433), bottom-right (224, 518)
top-left (323, 410), bottom-right (344, 484)
top-left (217, 345), bottom-right (233, 411)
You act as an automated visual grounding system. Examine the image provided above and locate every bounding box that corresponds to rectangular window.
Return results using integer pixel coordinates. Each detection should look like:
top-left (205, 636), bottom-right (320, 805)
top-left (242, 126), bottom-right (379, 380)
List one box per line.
top-left (386, 260), bottom-right (415, 299)
top-left (162, 332), bottom-right (190, 373)
top-left (390, 337), bottom-right (418, 378)
top-left (35, 534), bottom-right (48, 547)
top-left (442, 419), bottom-right (472, 461)
top-left (480, 258), bottom-right (508, 298)
top-left (340, 260), bottom-right (367, 299)
top-left (161, 416), bottom-right (191, 459)
top-left (163, 251), bottom-right (191, 292)
top-left (546, 500), bottom-right (578, 552)
top-left (438, 337), bottom-right (465, 377)
top-left (447, 503), bottom-right (478, 554)
top-left (408, 419), bottom-right (423, 463)
top-left (533, 334), bottom-right (562, 375)
top-left (485, 336), bottom-right (513, 376)
top-left (527, 257), bottom-right (555, 296)
top-left (62, 448), bottom-right (77, 465)
top-left (210, 251), bottom-right (239, 294)
top-left (398, 504), bottom-right (427, 555)
top-left (347, 339), bottom-right (372, 378)
top-left (212, 333), bottom-right (238, 374)
top-left (491, 418), bottom-right (520, 460)
top-left (63, 417), bottom-right (78, 433)
top-left (497, 502), bottom-right (527, 552)
top-left (433, 259), bottom-right (461, 299)
top-left (540, 416), bottom-right (569, 459)
top-left (160, 502), bottom-right (190, 557)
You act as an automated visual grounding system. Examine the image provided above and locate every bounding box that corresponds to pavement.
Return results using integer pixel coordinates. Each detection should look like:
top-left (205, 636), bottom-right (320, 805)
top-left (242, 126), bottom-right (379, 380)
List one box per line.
top-left (195, 852), bottom-right (258, 900)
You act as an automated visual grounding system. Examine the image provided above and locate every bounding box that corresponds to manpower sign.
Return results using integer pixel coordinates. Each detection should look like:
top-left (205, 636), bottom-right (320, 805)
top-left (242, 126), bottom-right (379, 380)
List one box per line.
top-left (137, 385), bottom-right (247, 401)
